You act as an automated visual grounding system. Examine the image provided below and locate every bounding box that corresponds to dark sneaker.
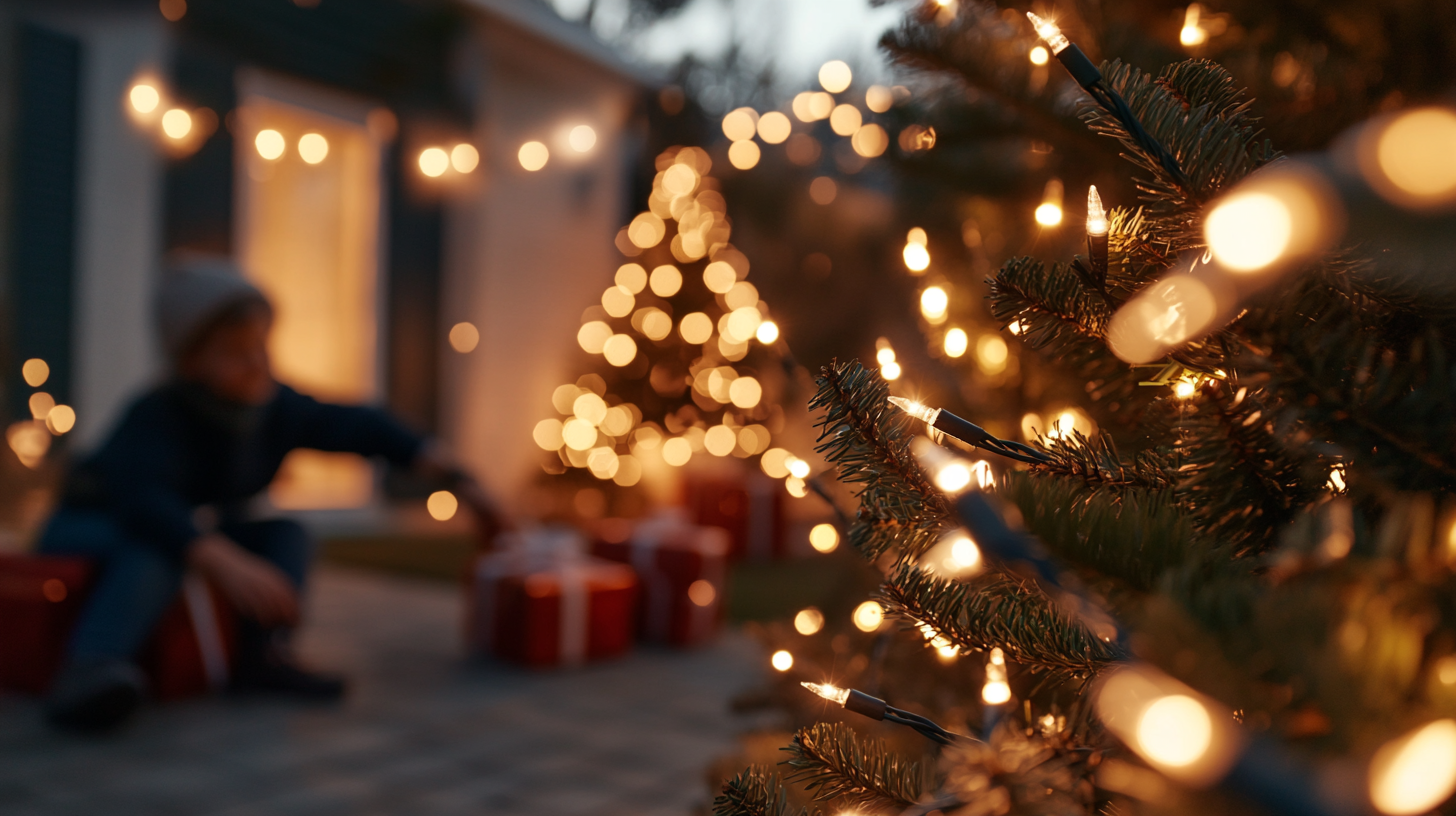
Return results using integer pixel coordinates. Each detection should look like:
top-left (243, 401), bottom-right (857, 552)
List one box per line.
top-left (231, 659), bottom-right (347, 701)
top-left (46, 660), bottom-right (147, 733)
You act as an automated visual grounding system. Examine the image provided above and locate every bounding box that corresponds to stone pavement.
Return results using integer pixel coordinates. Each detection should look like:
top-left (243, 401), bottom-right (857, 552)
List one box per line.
top-left (0, 566), bottom-right (765, 816)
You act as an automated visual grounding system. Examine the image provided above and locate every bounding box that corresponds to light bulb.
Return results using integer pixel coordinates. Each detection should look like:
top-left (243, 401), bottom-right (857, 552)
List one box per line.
top-left (1370, 720), bottom-right (1456, 815)
top-left (1026, 11), bottom-right (1070, 54)
top-left (802, 681), bottom-right (850, 705)
top-left (1136, 695), bottom-right (1214, 768)
top-left (1086, 185), bottom-right (1108, 236)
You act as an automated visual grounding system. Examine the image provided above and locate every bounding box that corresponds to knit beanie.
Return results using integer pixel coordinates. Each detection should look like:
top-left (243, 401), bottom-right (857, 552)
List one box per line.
top-left (155, 256), bottom-right (272, 360)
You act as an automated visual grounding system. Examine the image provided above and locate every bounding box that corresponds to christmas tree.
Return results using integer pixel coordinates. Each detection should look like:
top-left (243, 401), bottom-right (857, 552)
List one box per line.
top-left (714, 6), bottom-right (1456, 816)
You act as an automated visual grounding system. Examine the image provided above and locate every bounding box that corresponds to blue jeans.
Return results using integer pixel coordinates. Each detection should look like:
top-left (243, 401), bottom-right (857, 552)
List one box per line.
top-left (37, 509), bottom-right (312, 664)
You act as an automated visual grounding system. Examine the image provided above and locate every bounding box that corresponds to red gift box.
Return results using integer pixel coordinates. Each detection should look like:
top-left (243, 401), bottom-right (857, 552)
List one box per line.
top-left (593, 511), bottom-right (729, 647)
top-left (468, 529), bottom-right (638, 668)
top-left (684, 472), bottom-right (785, 561)
top-left (0, 554), bottom-right (95, 694)
top-left (141, 575), bottom-right (236, 700)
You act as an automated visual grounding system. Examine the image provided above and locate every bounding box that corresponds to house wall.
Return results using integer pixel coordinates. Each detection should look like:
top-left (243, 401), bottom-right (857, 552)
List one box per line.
top-left (442, 20), bottom-right (640, 502)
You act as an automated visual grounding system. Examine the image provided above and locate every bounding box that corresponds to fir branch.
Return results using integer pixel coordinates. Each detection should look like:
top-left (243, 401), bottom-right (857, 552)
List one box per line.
top-left (783, 723), bottom-right (931, 810)
top-left (847, 516), bottom-right (946, 562)
top-left (997, 469), bottom-right (1203, 593)
top-left (1029, 432), bottom-right (1175, 494)
top-left (881, 564), bottom-right (1122, 679)
top-left (713, 767), bottom-right (810, 816)
top-left (811, 360), bottom-right (952, 525)
top-left (1172, 384), bottom-right (1323, 553)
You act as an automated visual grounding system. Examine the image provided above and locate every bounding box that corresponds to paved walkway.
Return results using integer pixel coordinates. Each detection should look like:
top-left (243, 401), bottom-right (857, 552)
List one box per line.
top-left (0, 566), bottom-right (763, 816)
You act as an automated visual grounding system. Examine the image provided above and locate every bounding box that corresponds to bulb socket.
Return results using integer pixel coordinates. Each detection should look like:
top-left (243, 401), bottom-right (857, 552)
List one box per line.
top-left (845, 689), bottom-right (888, 721)
top-left (1055, 44), bottom-right (1103, 90)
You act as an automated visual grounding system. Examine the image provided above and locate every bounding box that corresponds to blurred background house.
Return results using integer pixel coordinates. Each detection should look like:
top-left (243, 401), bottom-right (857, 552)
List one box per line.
top-left (0, 0), bottom-right (651, 531)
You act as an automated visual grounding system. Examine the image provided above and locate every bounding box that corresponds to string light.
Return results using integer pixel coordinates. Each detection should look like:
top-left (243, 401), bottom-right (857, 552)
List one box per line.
top-left (794, 607), bottom-right (825, 635)
top-left (1369, 720), bottom-right (1456, 815)
top-left (865, 85), bottom-right (893, 113)
top-left (1025, 12), bottom-right (1070, 54)
top-left (757, 111), bottom-right (792, 144)
top-left (920, 286), bottom-right (949, 322)
top-left (30, 391), bottom-right (54, 420)
top-left (771, 650), bottom-right (794, 671)
top-left (975, 335), bottom-right (1008, 374)
top-left (852, 601), bottom-right (884, 632)
top-left (1095, 665), bottom-right (1240, 786)
top-left (421, 146), bottom-right (451, 176)
top-left (818, 60), bottom-right (852, 93)
top-left (161, 108), bottom-right (192, 140)
top-left (255, 129), bottom-right (286, 161)
top-left (1086, 185), bottom-right (1109, 280)
top-left (829, 104), bottom-right (862, 137)
top-left (1035, 179), bottom-right (1064, 226)
top-left (944, 327), bottom-right (968, 357)
top-left (920, 531), bottom-right (984, 580)
top-left (21, 359), bottom-right (49, 387)
top-left (981, 647), bottom-right (1011, 704)
top-left (451, 143), bottom-right (480, 173)
top-left (890, 398), bottom-right (1052, 465)
top-left (809, 523), bottom-right (839, 553)
top-left (800, 681), bottom-right (965, 745)
top-left (517, 141), bottom-right (549, 171)
top-left (755, 320), bottom-right (780, 344)
top-left (1363, 107), bottom-right (1456, 210)
top-left (297, 132), bottom-right (328, 164)
top-left (1029, 45), bottom-right (1049, 65)
top-left (568, 125), bottom-right (597, 153)
top-left (903, 241), bottom-right (931, 273)
top-left (46, 405), bottom-right (75, 435)
top-left (129, 83), bottom-right (160, 114)
top-left (1105, 275), bottom-right (1219, 364)
top-left (1179, 4), bottom-right (1209, 47)
top-left (426, 490), bottom-right (458, 521)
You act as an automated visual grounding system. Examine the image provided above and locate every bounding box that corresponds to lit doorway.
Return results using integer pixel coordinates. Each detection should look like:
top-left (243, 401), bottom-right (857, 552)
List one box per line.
top-left (235, 73), bottom-right (384, 509)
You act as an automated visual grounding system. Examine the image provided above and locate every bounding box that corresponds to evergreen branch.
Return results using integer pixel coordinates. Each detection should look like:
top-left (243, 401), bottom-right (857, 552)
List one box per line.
top-left (989, 257), bottom-right (1113, 362)
top-left (881, 564), bottom-right (1122, 679)
top-left (783, 723), bottom-right (931, 810)
top-left (811, 360), bottom-right (952, 525)
top-left (997, 469), bottom-right (1203, 593)
top-left (847, 515), bottom-right (946, 562)
top-left (1029, 432), bottom-right (1175, 494)
top-left (714, 768), bottom-right (811, 816)
top-left (1172, 384), bottom-right (1324, 553)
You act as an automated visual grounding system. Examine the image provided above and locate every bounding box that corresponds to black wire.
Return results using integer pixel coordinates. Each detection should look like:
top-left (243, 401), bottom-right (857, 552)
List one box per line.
top-left (1087, 82), bottom-right (1193, 193)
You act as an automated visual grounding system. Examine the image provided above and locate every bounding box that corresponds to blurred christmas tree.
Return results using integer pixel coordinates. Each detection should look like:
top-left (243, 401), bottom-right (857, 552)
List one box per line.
top-left (714, 3), bottom-right (1456, 815)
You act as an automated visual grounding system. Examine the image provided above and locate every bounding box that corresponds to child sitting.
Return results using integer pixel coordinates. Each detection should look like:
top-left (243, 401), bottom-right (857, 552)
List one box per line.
top-left (39, 257), bottom-right (500, 732)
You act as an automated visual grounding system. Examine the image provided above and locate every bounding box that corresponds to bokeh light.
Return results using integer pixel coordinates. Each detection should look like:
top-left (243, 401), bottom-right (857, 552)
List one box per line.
top-left (865, 85), bottom-right (893, 113)
top-left (728, 140), bottom-right (761, 170)
top-left (1371, 108), bottom-right (1456, 208)
top-left (794, 607), bottom-right (825, 635)
top-left (420, 146), bottom-right (450, 177)
top-left (129, 83), bottom-right (160, 114)
top-left (809, 523), bottom-right (839, 553)
top-left (649, 264), bottom-right (683, 297)
top-left (1136, 695), bottom-right (1213, 768)
top-left (1369, 719), bottom-right (1456, 815)
top-left (771, 650), bottom-right (794, 671)
top-left (255, 129), bottom-right (285, 160)
top-left (829, 104), bottom-right (862, 137)
top-left (298, 132), bottom-right (328, 164)
top-left (568, 125), bottom-right (597, 153)
top-left (21, 359), bottom-right (49, 387)
top-left (451, 143), bottom-right (480, 173)
top-left (818, 60), bottom-right (852, 93)
top-left (944, 327), bottom-right (968, 357)
top-left (426, 490), bottom-right (458, 521)
top-left (852, 600), bottom-right (884, 632)
top-left (757, 111), bottom-right (792, 144)
top-left (517, 140), bottom-right (549, 171)
top-left (448, 322), bottom-right (479, 353)
top-left (161, 108), bottom-right (192, 140)
top-left (721, 108), bottom-right (758, 141)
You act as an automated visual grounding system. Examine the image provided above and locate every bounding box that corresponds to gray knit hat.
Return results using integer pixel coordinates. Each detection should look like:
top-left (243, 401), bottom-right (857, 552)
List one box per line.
top-left (155, 256), bottom-right (272, 360)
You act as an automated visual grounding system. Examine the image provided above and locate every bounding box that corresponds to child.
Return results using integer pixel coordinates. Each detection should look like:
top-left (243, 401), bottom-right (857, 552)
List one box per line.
top-left (39, 257), bottom-right (501, 732)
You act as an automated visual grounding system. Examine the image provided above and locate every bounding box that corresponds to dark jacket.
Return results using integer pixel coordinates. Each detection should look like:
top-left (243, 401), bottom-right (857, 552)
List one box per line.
top-left (61, 381), bottom-right (424, 560)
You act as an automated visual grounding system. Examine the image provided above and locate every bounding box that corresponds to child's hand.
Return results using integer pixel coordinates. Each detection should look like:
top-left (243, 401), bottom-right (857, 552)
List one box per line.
top-left (189, 534), bottom-right (300, 626)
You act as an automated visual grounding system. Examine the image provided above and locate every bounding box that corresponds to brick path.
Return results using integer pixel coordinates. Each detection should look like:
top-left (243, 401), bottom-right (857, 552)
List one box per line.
top-left (0, 566), bottom-right (762, 816)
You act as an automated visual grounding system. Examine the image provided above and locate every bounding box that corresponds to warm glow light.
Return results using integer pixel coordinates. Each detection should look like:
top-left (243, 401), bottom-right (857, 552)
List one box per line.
top-left (426, 490), bottom-right (458, 521)
top-left (650, 264), bottom-right (683, 297)
top-left (852, 601), bottom-right (884, 632)
top-left (449, 322), bottom-right (479, 353)
top-left (818, 60), bottom-right (852, 93)
top-left (851, 123), bottom-right (889, 158)
top-left (28, 393), bottom-right (52, 420)
top-left (1026, 11), bottom-right (1070, 54)
top-left (725, 307), bottom-right (763, 344)
top-left (1086, 185), bottom-right (1108, 235)
top-left (982, 647), bottom-right (1011, 704)
top-left (7, 421), bottom-right (50, 469)
top-left (787, 457), bottom-right (811, 479)
top-left (757, 111), bottom-right (792, 144)
top-left (562, 418), bottom-right (596, 451)
top-left (1328, 465), bottom-right (1347, 492)
top-left (1029, 45), bottom-right (1049, 65)
top-left (1106, 275), bottom-right (1220, 364)
top-left (793, 92), bottom-right (836, 122)
top-left (865, 85), bottom-right (893, 113)
top-left (680, 312), bottom-right (713, 344)
top-left (755, 320), bottom-right (780, 344)
top-left (298, 132), bottom-right (328, 164)
top-left (628, 212), bottom-right (667, 248)
top-left (420, 147), bottom-right (450, 177)
top-left (761, 448), bottom-right (792, 479)
top-left (1035, 203), bottom-right (1063, 226)
top-left (255, 129), bottom-right (286, 160)
top-left (617, 263), bottom-right (648, 294)
top-left (771, 650), bottom-right (794, 671)
top-left (21, 359), bottom-right (49, 387)
top-left (533, 418), bottom-right (565, 451)
top-left (794, 607), bottom-right (825, 635)
top-left (578, 321), bottom-right (612, 354)
top-left (982, 681), bottom-right (1012, 705)
top-left (688, 579), bottom-right (716, 606)
top-left (601, 285), bottom-right (635, 317)
top-left (1369, 720), bottom-right (1456, 815)
top-left (1205, 191), bottom-right (1293, 271)
top-left (922, 532), bottom-right (984, 579)
top-left (129, 83), bottom-right (160, 114)
top-left (161, 108), bottom-right (192, 140)
top-left (1179, 4), bottom-right (1209, 47)
top-left (1136, 695), bottom-right (1214, 768)
top-left (1372, 108), bottom-right (1456, 208)
top-left (451, 143), bottom-right (480, 173)
top-left (722, 108), bottom-right (758, 142)
top-left (880, 361), bottom-right (901, 381)
top-left (829, 104), bottom-right (862, 137)
top-left (573, 392), bottom-right (608, 426)
top-left (943, 328), bottom-right (968, 359)
top-left (46, 405), bottom-right (75, 435)
top-left (809, 523), bottom-right (839, 553)
top-left (662, 437), bottom-right (693, 467)
top-left (802, 681), bottom-right (851, 705)
top-left (920, 286), bottom-right (949, 320)
top-left (702, 425), bottom-right (735, 457)
top-left (976, 335), bottom-right (1009, 374)
top-left (568, 125), bottom-right (597, 153)
top-left (517, 141), bottom-right (549, 171)
top-left (1173, 379), bottom-right (1197, 399)
top-left (603, 334), bottom-right (638, 367)
top-left (728, 140), bottom-right (761, 170)
top-left (809, 176), bottom-right (838, 205)
top-left (935, 463), bottom-right (972, 493)
top-left (903, 242), bottom-right (931, 272)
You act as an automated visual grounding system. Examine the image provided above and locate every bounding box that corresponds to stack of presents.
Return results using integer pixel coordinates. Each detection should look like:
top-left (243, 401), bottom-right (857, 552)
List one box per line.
top-left (0, 474), bottom-right (788, 695)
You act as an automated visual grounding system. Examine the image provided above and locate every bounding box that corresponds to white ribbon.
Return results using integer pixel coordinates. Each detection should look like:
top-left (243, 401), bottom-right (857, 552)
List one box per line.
top-left (473, 527), bottom-right (592, 666)
top-left (181, 573), bottom-right (229, 691)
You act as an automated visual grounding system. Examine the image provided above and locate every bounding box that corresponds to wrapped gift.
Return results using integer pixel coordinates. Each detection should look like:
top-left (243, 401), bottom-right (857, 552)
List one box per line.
top-left (0, 554), bottom-right (94, 694)
top-left (468, 527), bottom-right (638, 668)
top-left (684, 472), bottom-right (785, 561)
top-left (141, 574), bottom-right (236, 700)
top-left (593, 510), bottom-right (730, 647)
